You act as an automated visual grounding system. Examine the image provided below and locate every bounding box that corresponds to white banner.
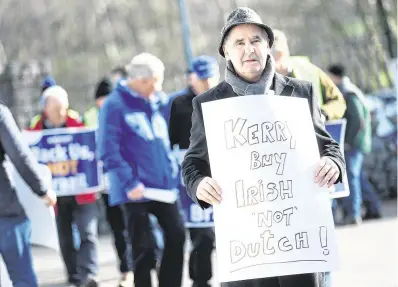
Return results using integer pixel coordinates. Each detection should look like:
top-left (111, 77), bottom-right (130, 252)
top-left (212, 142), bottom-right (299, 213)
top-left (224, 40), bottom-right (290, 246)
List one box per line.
top-left (1, 162), bottom-right (59, 287)
top-left (202, 95), bottom-right (339, 282)
top-left (4, 161), bottom-right (60, 251)
top-left (0, 256), bottom-right (12, 287)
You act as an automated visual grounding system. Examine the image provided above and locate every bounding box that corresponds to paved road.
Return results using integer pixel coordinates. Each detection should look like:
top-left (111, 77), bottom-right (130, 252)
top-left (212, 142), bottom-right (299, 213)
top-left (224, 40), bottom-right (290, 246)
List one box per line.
top-left (28, 200), bottom-right (398, 287)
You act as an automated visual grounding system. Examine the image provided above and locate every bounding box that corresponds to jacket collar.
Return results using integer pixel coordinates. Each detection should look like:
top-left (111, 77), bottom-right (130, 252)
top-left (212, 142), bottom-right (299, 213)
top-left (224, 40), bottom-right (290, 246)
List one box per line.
top-left (218, 72), bottom-right (295, 99)
top-left (273, 72), bottom-right (295, 97)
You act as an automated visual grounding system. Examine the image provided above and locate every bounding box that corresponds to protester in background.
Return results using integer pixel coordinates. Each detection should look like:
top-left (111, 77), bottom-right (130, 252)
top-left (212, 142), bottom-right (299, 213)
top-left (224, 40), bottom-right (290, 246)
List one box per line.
top-left (30, 86), bottom-right (99, 287)
top-left (30, 76), bottom-right (80, 128)
top-left (271, 29), bottom-right (346, 121)
top-left (328, 64), bottom-right (382, 224)
top-left (182, 7), bottom-right (345, 287)
top-left (110, 66), bottom-right (128, 86)
top-left (83, 77), bottom-right (113, 127)
top-left (41, 75), bottom-right (57, 92)
top-left (83, 77), bottom-right (134, 287)
top-left (168, 55), bottom-right (220, 287)
top-left (0, 102), bottom-right (57, 287)
top-left (98, 53), bottom-right (186, 287)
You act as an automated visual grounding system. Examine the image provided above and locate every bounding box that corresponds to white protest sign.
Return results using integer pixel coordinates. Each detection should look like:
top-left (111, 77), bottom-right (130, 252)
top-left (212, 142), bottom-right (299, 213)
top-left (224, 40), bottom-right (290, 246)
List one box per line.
top-left (0, 256), bottom-right (12, 287)
top-left (4, 161), bottom-right (60, 251)
top-left (202, 95), bottom-right (339, 283)
top-left (144, 188), bottom-right (178, 203)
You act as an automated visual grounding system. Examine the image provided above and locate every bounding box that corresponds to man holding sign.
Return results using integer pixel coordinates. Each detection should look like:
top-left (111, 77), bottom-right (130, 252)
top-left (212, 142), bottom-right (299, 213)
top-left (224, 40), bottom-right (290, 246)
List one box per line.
top-left (182, 7), bottom-right (345, 287)
top-left (29, 86), bottom-right (100, 287)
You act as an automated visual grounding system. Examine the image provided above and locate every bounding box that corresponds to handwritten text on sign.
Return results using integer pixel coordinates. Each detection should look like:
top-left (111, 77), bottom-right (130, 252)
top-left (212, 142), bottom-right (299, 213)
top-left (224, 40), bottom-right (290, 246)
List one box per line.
top-left (202, 95), bottom-right (338, 282)
top-left (23, 128), bottom-right (104, 196)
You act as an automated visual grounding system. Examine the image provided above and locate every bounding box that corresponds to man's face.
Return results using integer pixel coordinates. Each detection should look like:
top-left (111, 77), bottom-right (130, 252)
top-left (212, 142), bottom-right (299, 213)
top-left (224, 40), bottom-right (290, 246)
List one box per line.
top-left (127, 73), bottom-right (164, 98)
top-left (223, 24), bottom-right (270, 83)
top-left (44, 97), bottom-right (68, 127)
top-left (189, 73), bottom-right (219, 95)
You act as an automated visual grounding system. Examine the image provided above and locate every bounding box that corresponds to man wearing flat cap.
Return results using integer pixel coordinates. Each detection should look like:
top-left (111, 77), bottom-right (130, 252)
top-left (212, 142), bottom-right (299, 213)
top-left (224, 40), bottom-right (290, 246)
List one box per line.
top-left (182, 7), bottom-right (345, 287)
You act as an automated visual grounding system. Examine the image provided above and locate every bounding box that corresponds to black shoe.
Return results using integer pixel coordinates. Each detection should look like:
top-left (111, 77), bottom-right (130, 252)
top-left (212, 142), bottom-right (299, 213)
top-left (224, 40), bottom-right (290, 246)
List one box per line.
top-left (342, 216), bottom-right (362, 226)
top-left (83, 278), bottom-right (98, 287)
top-left (67, 279), bottom-right (82, 287)
top-left (363, 212), bottom-right (382, 220)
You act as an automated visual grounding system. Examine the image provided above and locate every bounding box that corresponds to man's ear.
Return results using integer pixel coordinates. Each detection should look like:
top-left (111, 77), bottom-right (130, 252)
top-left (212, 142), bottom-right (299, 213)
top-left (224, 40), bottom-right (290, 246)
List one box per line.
top-left (223, 45), bottom-right (229, 60)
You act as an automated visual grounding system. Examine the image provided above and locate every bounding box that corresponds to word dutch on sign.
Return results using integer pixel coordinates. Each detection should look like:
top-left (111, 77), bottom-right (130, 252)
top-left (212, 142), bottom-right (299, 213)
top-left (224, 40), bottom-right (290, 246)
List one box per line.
top-left (202, 95), bottom-right (339, 283)
top-left (23, 128), bottom-right (104, 196)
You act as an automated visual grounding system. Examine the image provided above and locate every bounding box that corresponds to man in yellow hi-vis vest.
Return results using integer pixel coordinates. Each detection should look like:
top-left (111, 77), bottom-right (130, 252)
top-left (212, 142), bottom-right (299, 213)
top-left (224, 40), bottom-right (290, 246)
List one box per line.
top-left (271, 29), bottom-right (346, 121)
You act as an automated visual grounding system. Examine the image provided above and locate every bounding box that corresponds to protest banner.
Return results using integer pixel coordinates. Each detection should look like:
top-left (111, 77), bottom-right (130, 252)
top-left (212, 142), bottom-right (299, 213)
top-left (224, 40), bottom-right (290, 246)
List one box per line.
top-left (0, 256), bottom-right (12, 287)
top-left (325, 120), bottom-right (350, 198)
top-left (4, 161), bottom-right (60, 251)
top-left (202, 95), bottom-right (339, 282)
top-left (174, 148), bottom-right (214, 228)
top-left (22, 128), bottom-right (104, 196)
top-left (179, 184), bottom-right (214, 228)
top-left (0, 163), bottom-right (58, 287)
top-left (176, 120), bottom-right (348, 228)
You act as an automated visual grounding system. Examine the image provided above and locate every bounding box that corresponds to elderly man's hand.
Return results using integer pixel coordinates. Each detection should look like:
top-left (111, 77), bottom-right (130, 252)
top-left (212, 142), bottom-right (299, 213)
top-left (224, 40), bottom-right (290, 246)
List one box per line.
top-left (314, 156), bottom-right (340, 188)
top-left (196, 177), bottom-right (222, 205)
top-left (127, 183), bottom-right (145, 200)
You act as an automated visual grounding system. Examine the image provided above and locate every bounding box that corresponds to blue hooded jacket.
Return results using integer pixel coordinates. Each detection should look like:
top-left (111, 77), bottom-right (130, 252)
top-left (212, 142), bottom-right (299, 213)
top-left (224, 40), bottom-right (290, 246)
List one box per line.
top-left (97, 81), bottom-right (180, 206)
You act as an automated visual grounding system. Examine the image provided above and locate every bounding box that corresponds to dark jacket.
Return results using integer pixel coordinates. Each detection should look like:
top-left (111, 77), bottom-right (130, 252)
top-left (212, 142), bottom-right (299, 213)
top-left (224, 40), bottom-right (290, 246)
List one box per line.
top-left (0, 103), bottom-right (48, 218)
top-left (182, 73), bottom-right (345, 209)
top-left (168, 87), bottom-right (196, 150)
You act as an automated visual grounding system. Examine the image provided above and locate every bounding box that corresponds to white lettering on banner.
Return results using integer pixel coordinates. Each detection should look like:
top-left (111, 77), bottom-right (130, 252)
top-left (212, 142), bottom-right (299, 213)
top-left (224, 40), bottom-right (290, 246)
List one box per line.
top-left (201, 95), bottom-right (338, 283)
top-left (31, 144), bottom-right (68, 163)
top-left (68, 143), bottom-right (95, 161)
top-left (30, 143), bottom-right (94, 163)
top-left (190, 204), bottom-right (213, 223)
top-left (46, 135), bottom-right (73, 145)
top-left (52, 173), bottom-right (88, 195)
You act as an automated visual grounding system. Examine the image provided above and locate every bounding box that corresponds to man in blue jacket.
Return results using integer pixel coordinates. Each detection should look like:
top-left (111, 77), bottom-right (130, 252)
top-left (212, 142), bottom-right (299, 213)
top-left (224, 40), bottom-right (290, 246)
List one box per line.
top-left (97, 53), bottom-right (186, 287)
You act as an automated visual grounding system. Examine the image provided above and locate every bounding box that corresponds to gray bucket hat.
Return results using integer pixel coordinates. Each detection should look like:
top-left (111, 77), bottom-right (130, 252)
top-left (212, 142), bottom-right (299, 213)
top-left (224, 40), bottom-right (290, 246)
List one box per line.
top-left (218, 7), bottom-right (275, 58)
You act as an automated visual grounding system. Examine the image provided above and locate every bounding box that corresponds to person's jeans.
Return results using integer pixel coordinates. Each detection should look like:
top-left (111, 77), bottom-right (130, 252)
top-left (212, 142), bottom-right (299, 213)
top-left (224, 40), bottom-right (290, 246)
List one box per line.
top-left (123, 201), bottom-right (186, 287)
top-left (102, 193), bottom-right (132, 273)
top-left (342, 148), bottom-right (364, 220)
top-left (361, 171), bottom-right (382, 215)
top-left (189, 227), bottom-right (215, 287)
top-left (0, 216), bottom-right (38, 287)
top-left (56, 196), bottom-right (99, 284)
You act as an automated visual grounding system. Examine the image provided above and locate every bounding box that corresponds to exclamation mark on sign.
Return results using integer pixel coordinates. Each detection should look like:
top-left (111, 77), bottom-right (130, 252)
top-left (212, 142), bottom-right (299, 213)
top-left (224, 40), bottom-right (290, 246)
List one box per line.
top-left (319, 226), bottom-right (330, 255)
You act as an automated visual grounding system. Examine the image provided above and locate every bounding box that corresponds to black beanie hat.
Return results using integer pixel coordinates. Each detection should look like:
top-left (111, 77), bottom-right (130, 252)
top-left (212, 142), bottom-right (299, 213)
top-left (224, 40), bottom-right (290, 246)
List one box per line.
top-left (95, 77), bottom-right (113, 100)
